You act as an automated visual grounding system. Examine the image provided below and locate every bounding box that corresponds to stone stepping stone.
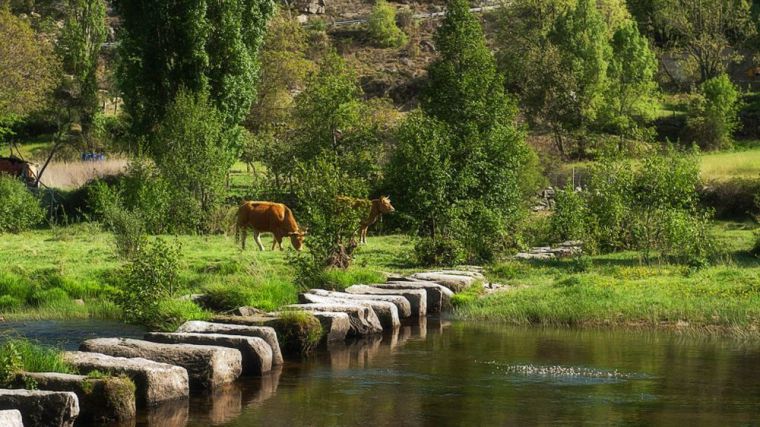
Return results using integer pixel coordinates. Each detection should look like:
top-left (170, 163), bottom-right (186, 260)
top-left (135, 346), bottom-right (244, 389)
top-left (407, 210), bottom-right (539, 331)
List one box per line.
top-left (144, 332), bottom-right (272, 376)
top-left (79, 338), bottom-right (241, 390)
top-left (409, 272), bottom-right (479, 292)
top-left (308, 289), bottom-right (413, 318)
top-left (12, 372), bottom-right (135, 423)
top-left (0, 409), bottom-right (22, 427)
top-left (310, 312), bottom-right (351, 342)
top-left (0, 389), bottom-right (79, 427)
top-left (176, 321), bottom-right (283, 365)
top-left (375, 281), bottom-right (454, 313)
top-left (344, 285), bottom-right (427, 317)
top-left (63, 351), bottom-right (188, 407)
top-left (283, 303), bottom-right (383, 336)
top-left (299, 293), bottom-right (400, 330)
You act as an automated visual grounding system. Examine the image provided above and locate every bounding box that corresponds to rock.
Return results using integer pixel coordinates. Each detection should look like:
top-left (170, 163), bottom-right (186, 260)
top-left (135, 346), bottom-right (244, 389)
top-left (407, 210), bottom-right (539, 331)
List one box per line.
top-left (308, 289), bottom-right (412, 318)
top-left (211, 313), bottom-right (324, 355)
top-left (283, 303), bottom-right (383, 336)
top-left (299, 293), bottom-right (400, 330)
top-left (376, 280), bottom-right (454, 313)
top-left (176, 321), bottom-right (283, 365)
top-left (344, 285), bottom-right (427, 317)
top-left (410, 272), bottom-right (478, 292)
top-left (297, 14), bottom-right (309, 24)
top-left (79, 338), bottom-right (241, 389)
top-left (72, 299), bottom-right (85, 306)
top-left (63, 351), bottom-right (188, 407)
top-left (514, 252), bottom-right (555, 260)
top-left (0, 389), bottom-right (79, 427)
top-left (144, 332), bottom-right (272, 376)
top-left (13, 372), bottom-right (135, 423)
top-left (0, 409), bottom-right (22, 427)
top-left (310, 312), bottom-right (351, 342)
top-left (234, 306), bottom-right (267, 317)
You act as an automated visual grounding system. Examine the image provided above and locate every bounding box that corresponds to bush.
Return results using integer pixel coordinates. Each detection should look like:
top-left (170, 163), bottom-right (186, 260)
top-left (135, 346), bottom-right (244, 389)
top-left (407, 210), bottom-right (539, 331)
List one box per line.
top-left (684, 74), bottom-right (742, 150)
top-left (0, 175), bottom-right (44, 233)
top-left (88, 181), bottom-right (146, 258)
top-left (414, 237), bottom-right (465, 267)
top-left (551, 184), bottom-right (586, 242)
top-left (119, 159), bottom-right (173, 234)
top-left (116, 238), bottom-right (183, 327)
top-left (368, 0), bottom-right (408, 48)
top-left (0, 339), bottom-right (73, 386)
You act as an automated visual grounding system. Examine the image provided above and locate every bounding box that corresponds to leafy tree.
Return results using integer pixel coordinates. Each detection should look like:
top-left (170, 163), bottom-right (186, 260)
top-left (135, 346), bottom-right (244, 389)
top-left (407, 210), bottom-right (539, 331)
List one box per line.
top-left (0, 175), bottom-right (45, 233)
top-left (602, 20), bottom-right (659, 150)
top-left (658, 0), bottom-right (756, 82)
top-left (0, 6), bottom-right (58, 141)
top-left (684, 73), bottom-right (742, 150)
top-left (368, 0), bottom-right (407, 48)
top-left (115, 0), bottom-right (275, 139)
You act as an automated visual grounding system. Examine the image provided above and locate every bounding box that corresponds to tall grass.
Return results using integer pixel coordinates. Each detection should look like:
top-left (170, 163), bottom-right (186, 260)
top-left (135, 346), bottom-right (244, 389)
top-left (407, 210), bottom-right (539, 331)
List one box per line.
top-left (700, 145), bottom-right (760, 181)
top-left (0, 339), bottom-right (74, 385)
top-left (39, 159), bottom-right (128, 189)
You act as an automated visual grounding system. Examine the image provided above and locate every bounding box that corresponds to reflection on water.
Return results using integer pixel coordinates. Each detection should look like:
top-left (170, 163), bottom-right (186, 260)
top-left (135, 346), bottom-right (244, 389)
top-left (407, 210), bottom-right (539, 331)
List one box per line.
top-left (6, 318), bottom-right (760, 426)
top-left (0, 319), bottom-right (146, 350)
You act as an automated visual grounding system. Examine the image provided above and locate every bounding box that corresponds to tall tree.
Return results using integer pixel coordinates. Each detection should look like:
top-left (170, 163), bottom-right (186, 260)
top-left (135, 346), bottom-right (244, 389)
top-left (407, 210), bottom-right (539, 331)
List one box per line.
top-left (115, 0), bottom-right (275, 141)
top-left (658, 0), bottom-right (756, 82)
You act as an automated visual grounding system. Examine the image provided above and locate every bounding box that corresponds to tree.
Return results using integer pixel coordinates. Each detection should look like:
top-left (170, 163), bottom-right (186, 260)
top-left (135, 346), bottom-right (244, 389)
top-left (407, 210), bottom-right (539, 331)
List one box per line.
top-left (368, 0), bottom-right (407, 48)
top-left (115, 0), bottom-right (275, 141)
top-left (602, 20), bottom-right (659, 150)
top-left (684, 73), bottom-right (742, 150)
top-left (658, 0), bottom-right (756, 82)
top-left (58, 0), bottom-right (106, 135)
top-left (0, 6), bottom-right (58, 142)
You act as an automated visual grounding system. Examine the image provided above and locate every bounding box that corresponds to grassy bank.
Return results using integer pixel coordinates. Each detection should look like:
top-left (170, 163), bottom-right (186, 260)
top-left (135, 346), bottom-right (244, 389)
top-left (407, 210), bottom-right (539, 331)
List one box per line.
top-left (457, 221), bottom-right (760, 335)
top-left (0, 225), bottom-right (413, 321)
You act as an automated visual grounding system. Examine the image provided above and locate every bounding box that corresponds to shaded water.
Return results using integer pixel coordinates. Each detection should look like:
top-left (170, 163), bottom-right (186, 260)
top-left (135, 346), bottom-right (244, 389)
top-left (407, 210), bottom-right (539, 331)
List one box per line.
top-left (4, 319), bottom-right (760, 425)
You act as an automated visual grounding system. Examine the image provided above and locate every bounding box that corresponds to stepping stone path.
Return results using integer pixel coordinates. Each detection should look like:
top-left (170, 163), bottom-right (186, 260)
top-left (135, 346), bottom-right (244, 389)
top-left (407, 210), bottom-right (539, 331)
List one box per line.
top-left (7, 269), bottom-right (480, 425)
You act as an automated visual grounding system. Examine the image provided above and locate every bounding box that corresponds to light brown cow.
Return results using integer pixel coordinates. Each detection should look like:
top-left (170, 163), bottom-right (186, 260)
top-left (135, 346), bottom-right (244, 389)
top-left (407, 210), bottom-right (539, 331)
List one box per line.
top-left (358, 197), bottom-right (395, 244)
top-left (235, 201), bottom-right (307, 251)
top-left (0, 157), bottom-right (39, 187)
top-left (747, 66), bottom-right (760, 79)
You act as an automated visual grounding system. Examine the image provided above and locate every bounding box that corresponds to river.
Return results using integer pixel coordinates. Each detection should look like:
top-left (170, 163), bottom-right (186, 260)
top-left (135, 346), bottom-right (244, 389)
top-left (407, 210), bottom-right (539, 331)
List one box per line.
top-left (3, 318), bottom-right (760, 426)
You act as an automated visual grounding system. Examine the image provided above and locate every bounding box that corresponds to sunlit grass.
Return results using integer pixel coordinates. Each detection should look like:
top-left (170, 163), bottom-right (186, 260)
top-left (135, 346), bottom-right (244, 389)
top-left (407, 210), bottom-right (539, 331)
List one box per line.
top-left (700, 145), bottom-right (760, 181)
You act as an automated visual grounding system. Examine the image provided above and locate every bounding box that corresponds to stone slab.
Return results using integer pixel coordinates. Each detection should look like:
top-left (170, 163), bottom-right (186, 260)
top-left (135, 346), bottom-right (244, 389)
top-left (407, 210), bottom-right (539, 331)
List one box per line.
top-left (176, 321), bottom-right (283, 365)
top-left (283, 303), bottom-right (383, 336)
top-left (0, 389), bottom-right (79, 427)
top-left (410, 272), bottom-right (479, 292)
top-left (0, 409), bottom-right (22, 427)
top-left (344, 285), bottom-right (427, 317)
top-left (311, 312), bottom-right (351, 342)
top-left (308, 289), bottom-right (412, 318)
top-left (375, 280), bottom-right (453, 313)
top-left (299, 293), bottom-right (399, 329)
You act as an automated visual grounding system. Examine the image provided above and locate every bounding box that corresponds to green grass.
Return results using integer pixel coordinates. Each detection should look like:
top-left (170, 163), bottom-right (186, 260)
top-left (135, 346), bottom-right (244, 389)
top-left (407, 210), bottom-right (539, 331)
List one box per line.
top-left (0, 339), bottom-right (74, 384)
top-left (700, 144), bottom-right (760, 181)
top-left (457, 221), bottom-right (760, 334)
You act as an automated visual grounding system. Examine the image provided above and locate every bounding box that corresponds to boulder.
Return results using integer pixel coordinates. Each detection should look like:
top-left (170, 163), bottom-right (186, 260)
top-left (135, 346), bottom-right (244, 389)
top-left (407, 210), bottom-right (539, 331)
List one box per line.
top-left (62, 351), bottom-right (188, 407)
top-left (79, 338), bottom-right (241, 389)
top-left (310, 312), bottom-right (351, 342)
top-left (375, 281), bottom-right (454, 313)
top-left (299, 293), bottom-right (399, 330)
top-left (0, 409), bottom-right (22, 427)
top-left (176, 321), bottom-right (283, 365)
top-left (13, 372), bottom-right (135, 423)
top-left (409, 272), bottom-right (478, 292)
top-left (344, 285), bottom-right (427, 317)
top-left (210, 314), bottom-right (325, 355)
top-left (144, 332), bottom-right (272, 376)
top-left (308, 289), bottom-right (412, 318)
top-left (283, 303), bottom-right (383, 336)
top-left (0, 389), bottom-right (79, 427)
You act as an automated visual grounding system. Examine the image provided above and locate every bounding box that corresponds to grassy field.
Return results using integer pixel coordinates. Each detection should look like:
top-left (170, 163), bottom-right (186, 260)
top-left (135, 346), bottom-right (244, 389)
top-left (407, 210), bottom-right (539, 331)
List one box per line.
top-left (700, 144), bottom-right (760, 181)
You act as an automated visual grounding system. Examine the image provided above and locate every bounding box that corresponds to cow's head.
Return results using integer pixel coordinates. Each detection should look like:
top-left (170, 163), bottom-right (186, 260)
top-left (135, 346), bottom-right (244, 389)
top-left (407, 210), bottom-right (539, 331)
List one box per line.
top-left (288, 228), bottom-right (308, 251)
top-left (378, 196), bottom-right (395, 214)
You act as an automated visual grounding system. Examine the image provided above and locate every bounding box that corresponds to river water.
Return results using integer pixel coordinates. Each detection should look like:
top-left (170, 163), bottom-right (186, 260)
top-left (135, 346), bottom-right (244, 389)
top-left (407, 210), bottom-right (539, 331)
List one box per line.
top-left (3, 318), bottom-right (760, 426)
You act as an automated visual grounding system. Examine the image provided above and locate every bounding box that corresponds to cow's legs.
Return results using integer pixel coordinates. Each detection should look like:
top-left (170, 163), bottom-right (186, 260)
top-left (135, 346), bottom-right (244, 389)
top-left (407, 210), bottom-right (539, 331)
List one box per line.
top-left (272, 235), bottom-right (279, 251)
top-left (360, 226), bottom-right (368, 244)
top-left (240, 227), bottom-right (247, 250)
top-left (254, 231), bottom-right (265, 251)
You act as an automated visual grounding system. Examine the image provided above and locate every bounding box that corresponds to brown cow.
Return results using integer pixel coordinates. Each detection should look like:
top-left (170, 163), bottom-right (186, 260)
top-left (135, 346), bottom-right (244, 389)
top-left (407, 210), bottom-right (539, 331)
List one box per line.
top-left (0, 157), bottom-right (39, 187)
top-left (235, 201), bottom-right (307, 251)
top-left (747, 66), bottom-right (760, 79)
top-left (356, 196), bottom-right (395, 244)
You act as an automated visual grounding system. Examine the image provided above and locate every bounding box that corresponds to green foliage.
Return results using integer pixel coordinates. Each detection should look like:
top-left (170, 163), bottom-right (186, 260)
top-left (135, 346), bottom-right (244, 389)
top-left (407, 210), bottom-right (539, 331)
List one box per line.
top-left (685, 74), bottom-right (742, 150)
top-left (368, 0), bottom-right (407, 48)
top-left (153, 90), bottom-right (237, 232)
top-left (88, 181), bottom-right (146, 257)
top-left (116, 0), bottom-right (275, 137)
top-left (146, 298), bottom-right (210, 332)
top-left (413, 237), bottom-right (465, 267)
top-left (29, 288), bottom-right (70, 307)
top-left (551, 184), bottom-right (587, 242)
top-left (276, 310), bottom-right (323, 354)
top-left (0, 176), bottom-right (45, 233)
top-left (203, 276), bottom-right (297, 311)
top-left (0, 339), bottom-right (74, 386)
top-left (118, 160), bottom-right (173, 234)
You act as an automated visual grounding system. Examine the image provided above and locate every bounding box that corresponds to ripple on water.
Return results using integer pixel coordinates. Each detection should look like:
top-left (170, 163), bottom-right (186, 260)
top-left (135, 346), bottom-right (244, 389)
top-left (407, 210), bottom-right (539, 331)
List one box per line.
top-left (481, 361), bottom-right (651, 386)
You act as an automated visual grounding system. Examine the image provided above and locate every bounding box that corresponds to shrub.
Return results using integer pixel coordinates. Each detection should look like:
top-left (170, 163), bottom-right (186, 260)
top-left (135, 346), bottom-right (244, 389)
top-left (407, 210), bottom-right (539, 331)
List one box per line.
top-left (88, 181), bottom-right (146, 258)
top-left (414, 237), bottom-right (465, 267)
top-left (0, 339), bottom-right (74, 386)
top-left (551, 184), bottom-right (586, 242)
top-left (684, 74), bottom-right (742, 150)
top-left (119, 159), bottom-right (173, 234)
top-left (0, 175), bottom-right (44, 233)
top-left (368, 0), bottom-right (408, 48)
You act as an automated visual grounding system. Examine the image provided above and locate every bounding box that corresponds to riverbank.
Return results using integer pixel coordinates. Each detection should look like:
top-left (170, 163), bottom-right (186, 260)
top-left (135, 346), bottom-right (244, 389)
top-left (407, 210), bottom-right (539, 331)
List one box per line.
top-left (2, 222), bottom-right (759, 335)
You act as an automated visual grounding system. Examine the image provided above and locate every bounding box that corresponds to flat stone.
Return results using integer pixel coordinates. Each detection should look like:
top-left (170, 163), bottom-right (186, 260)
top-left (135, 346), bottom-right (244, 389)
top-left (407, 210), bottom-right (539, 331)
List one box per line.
top-left (310, 312), bottom-right (351, 342)
top-left (299, 293), bottom-right (399, 330)
top-left (13, 372), bottom-right (135, 423)
top-left (308, 289), bottom-right (412, 318)
top-left (0, 409), bottom-right (23, 427)
top-left (410, 272), bottom-right (478, 292)
top-left (375, 281), bottom-right (454, 313)
top-left (283, 303), bottom-right (383, 336)
top-left (0, 389), bottom-right (79, 427)
top-left (176, 321), bottom-right (283, 365)
top-left (344, 285), bottom-right (427, 317)
top-left (79, 338), bottom-right (241, 389)
top-left (514, 252), bottom-right (555, 260)
top-left (63, 351), bottom-right (188, 407)
top-left (144, 332), bottom-right (272, 376)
